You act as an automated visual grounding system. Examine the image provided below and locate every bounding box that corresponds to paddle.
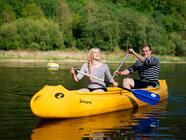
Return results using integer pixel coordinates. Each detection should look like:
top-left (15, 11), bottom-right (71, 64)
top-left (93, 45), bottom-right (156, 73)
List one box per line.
top-left (74, 69), bottom-right (160, 105)
top-left (122, 87), bottom-right (160, 105)
top-left (112, 53), bottom-right (130, 78)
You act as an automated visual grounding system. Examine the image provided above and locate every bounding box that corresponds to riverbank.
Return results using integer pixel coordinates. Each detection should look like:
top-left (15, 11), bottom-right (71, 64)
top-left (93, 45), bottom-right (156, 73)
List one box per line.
top-left (0, 50), bottom-right (186, 63)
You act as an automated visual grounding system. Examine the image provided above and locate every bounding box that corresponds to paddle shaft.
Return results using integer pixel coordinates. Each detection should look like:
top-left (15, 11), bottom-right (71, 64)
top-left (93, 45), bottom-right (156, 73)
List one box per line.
top-left (112, 53), bottom-right (130, 78)
top-left (75, 69), bottom-right (105, 82)
top-left (76, 69), bottom-right (130, 87)
top-left (75, 69), bottom-right (133, 90)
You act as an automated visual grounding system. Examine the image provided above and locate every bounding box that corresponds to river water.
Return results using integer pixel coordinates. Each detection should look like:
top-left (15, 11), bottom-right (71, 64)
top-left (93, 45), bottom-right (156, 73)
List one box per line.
top-left (0, 61), bottom-right (185, 140)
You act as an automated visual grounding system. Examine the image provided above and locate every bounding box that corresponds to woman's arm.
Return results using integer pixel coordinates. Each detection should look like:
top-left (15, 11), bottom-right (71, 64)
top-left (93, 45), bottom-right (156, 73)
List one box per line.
top-left (70, 67), bottom-right (79, 82)
top-left (105, 64), bottom-right (118, 86)
top-left (70, 63), bottom-right (87, 82)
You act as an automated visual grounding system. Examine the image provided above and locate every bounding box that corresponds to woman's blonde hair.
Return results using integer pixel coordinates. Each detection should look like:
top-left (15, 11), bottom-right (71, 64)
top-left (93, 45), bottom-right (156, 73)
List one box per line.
top-left (87, 48), bottom-right (101, 76)
top-left (87, 48), bottom-right (101, 66)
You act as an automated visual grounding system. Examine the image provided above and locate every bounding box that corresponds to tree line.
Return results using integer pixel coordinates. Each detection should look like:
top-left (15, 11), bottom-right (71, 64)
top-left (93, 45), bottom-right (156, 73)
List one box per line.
top-left (0, 0), bottom-right (186, 56)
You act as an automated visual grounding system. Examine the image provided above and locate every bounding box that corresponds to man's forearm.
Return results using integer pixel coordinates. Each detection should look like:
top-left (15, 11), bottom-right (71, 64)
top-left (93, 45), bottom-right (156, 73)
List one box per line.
top-left (120, 69), bottom-right (130, 75)
top-left (133, 51), bottom-right (145, 62)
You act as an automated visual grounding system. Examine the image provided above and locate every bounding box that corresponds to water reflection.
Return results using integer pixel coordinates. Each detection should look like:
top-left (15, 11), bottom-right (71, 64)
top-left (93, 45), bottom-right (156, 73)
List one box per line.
top-left (1, 63), bottom-right (185, 140)
top-left (31, 101), bottom-right (167, 140)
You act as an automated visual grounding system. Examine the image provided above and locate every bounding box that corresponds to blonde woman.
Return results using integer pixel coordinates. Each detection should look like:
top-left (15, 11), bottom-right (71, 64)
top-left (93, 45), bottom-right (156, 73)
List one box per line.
top-left (70, 48), bottom-right (118, 92)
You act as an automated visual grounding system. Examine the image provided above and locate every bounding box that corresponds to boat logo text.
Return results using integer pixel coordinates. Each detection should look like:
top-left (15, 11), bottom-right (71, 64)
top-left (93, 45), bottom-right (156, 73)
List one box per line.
top-left (80, 99), bottom-right (92, 104)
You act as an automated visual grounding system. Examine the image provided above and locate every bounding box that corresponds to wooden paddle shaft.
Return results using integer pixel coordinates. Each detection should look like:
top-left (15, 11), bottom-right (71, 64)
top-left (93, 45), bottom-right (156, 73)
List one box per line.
top-left (112, 53), bottom-right (129, 78)
top-left (75, 70), bottom-right (105, 82)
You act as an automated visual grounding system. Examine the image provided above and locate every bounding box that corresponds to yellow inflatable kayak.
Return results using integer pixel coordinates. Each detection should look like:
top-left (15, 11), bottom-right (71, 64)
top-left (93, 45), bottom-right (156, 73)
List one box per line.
top-left (30, 80), bottom-right (168, 118)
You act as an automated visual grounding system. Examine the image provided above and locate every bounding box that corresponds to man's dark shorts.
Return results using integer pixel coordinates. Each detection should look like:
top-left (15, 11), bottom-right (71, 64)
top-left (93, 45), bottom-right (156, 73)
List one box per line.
top-left (133, 80), bottom-right (159, 89)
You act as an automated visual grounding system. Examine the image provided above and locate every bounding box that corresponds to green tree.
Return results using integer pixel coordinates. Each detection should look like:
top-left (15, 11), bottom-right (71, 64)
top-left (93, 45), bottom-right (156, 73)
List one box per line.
top-left (56, 1), bottom-right (74, 48)
top-left (170, 33), bottom-right (186, 56)
top-left (161, 15), bottom-right (182, 32)
top-left (0, 4), bottom-right (16, 24)
top-left (22, 3), bottom-right (44, 18)
top-left (34, 0), bottom-right (60, 19)
top-left (146, 24), bottom-right (174, 55)
top-left (76, 0), bottom-right (120, 51)
top-left (0, 23), bottom-right (20, 50)
top-left (0, 17), bottom-right (64, 50)
top-left (119, 9), bottom-right (148, 51)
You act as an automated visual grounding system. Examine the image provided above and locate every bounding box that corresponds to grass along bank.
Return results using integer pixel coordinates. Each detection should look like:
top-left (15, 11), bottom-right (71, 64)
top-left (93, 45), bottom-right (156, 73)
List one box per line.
top-left (0, 50), bottom-right (186, 63)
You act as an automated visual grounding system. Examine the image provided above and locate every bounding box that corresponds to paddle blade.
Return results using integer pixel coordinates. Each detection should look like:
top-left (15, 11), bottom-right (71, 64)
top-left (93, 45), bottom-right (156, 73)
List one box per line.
top-left (131, 89), bottom-right (160, 105)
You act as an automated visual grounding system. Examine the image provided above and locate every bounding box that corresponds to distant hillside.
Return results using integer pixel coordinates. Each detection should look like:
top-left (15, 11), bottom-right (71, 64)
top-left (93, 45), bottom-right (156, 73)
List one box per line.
top-left (0, 0), bottom-right (185, 56)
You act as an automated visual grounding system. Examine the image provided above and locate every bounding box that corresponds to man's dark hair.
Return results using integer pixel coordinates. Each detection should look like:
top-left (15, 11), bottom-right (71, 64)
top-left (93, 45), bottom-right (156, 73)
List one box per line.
top-left (143, 44), bottom-right (152, 51)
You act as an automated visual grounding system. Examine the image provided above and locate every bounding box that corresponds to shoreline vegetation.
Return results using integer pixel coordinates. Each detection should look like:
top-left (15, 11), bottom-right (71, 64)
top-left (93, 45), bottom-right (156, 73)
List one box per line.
top-left (0, 50), bottom-right (185, 64)
top-left (1, 1), bottom-right (186, 58)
